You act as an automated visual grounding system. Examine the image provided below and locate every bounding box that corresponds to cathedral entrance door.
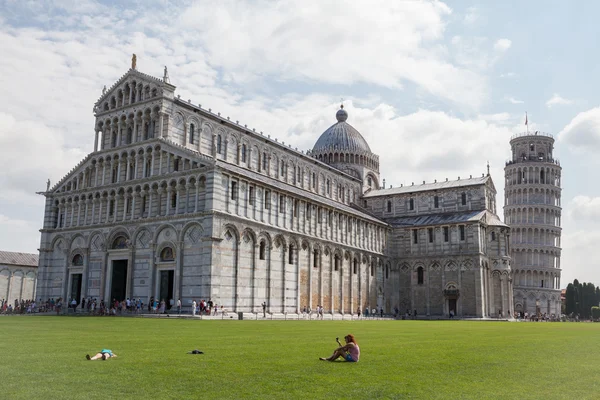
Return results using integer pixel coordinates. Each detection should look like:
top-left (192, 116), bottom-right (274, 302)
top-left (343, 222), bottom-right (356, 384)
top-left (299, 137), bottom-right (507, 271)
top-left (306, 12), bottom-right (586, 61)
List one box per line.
top-left (159, 270), bottom-right (174, 308)
top-left (110, 260), bottom-right (128, 301)
top-left (70, 273), bottom-right (82, 305)
top-left (448, 298), bottom-right (457, 316)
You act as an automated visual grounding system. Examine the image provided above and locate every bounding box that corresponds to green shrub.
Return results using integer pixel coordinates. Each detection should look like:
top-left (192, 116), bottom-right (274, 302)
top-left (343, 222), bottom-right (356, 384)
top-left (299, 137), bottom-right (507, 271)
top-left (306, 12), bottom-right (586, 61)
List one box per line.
top-left (592, 306), bottom-right (600, 321)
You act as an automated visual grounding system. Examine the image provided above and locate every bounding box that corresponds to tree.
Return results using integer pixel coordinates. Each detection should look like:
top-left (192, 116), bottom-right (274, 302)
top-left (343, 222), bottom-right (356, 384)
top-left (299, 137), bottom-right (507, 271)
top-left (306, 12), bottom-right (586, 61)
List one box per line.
top-left (565, 280), bottom-right (600, 319)
top-left (592, 306), bottom-right (600, 322)
top-left (565, 283), bottom-right (575, 315)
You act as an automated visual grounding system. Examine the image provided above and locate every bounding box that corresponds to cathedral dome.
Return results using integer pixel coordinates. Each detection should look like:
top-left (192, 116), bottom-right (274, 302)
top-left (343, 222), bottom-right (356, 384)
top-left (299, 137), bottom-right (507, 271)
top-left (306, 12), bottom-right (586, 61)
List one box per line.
top-left (312, 106), bottom-right (372, 154)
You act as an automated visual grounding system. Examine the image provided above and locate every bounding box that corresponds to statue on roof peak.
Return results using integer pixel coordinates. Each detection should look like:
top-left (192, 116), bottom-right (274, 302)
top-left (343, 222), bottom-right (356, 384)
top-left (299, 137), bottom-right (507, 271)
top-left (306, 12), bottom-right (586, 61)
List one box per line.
top-left (132, 53), bottom-right (137, 70)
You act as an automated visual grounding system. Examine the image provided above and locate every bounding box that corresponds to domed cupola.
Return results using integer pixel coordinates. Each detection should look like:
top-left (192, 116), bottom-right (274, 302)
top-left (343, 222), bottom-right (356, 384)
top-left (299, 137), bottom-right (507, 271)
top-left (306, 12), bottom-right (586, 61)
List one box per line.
top-left (311, 105), bottom-right (380, 192)
top-left (313, 105), bottom-right (372, 154)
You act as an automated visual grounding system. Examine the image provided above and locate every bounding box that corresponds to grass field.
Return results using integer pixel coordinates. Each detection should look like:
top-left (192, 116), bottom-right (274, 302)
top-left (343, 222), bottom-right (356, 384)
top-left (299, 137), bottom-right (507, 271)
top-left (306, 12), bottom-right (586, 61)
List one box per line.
top-left (1, 317), bottom-right (599, 400)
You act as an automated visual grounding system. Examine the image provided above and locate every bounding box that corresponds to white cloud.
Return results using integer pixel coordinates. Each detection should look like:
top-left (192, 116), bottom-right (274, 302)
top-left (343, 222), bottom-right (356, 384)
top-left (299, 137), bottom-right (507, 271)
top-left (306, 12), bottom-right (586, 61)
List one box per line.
top-left (499, 72), bottom-right (516, 78)
top-left (561, 228), bottom-right (600, 285)
top-left (506, 96), bottom-right (524, 104)
top-left (494, 38), bottom-right (512, 52)
top-left (568, 196), bottom-right (600, 220)
top-left (558, 107), bottom-right (600, 151)
top-left (0, 214), bottom-right (41, 254)
top-left (546, 93), bottom-right (573, 108)
top-left (464, 7), bottom-right (479, 25)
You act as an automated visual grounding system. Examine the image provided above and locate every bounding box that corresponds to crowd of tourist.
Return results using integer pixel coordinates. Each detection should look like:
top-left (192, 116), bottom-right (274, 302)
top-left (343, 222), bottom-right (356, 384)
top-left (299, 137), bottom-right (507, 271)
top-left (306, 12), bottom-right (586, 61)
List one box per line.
top-left (0, 298), bottom-right (39, 314)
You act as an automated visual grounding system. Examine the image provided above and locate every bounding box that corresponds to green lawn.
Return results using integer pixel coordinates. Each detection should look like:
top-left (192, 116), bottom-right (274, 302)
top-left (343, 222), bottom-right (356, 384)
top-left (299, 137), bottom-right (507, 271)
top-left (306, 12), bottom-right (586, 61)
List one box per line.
top-left (0, 317), bottom-right (598, 400)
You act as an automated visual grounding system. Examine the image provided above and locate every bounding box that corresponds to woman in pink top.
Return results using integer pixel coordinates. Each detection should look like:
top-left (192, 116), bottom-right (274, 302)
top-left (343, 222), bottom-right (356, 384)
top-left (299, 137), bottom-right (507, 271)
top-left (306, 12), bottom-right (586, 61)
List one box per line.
top-left (319, 334), bottom-right (360, 362)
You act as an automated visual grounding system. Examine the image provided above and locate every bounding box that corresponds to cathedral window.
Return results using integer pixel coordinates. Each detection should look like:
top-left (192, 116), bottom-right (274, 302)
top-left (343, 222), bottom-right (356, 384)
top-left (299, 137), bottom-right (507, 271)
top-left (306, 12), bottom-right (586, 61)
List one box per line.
top-left (259, 241), bottom-right (266, 260)
top-left (306, 203), bottom-right (311, 220)
top-left (318, 207), bottom-right (322, 223)
top-left (387, 201), bottom-right (392, 212)
top-left (111, 236), bottom-right (128, 249)
top-left (417, 267), bottom-right (424, 285)
top-left (461, 192), bottom-right (467, 206)
top-left (386, 266), bottom-right (389, 280)
top-left (72, 254), bottom-right (83, 266)
top-left (334, 256), bottom-right (340, 271)
top-left (326, 180), bottom-right (330, 195)
top-left (264, 190), bottom-right (271, 209)
top-left (491, 231), bottom-right (496, 241)
top-left (288, 245), bottom-right (294, 264)
top-left (111, 133), bottom-right (117, 148)
top-left (409, 198), bottom-right (414, 210)
top-left (368, 177), bottom-right (372, 187)
top-left (434, 196), bottom-right (439, 208)
top-left (280, 163), bottom-right (285, 177)
top-left (444, 227), bottom-right (449, 242)
top-left (112, 168), bottom-right (117, 183)
top-left (171, 192), bottom-right (177, 208)
top-left (328, 210), bottom-right (333, 226)
top-left (530, 143), bottom-right (535, 152)
top-left (249, 186), bottom-right (254, 205)
top-left (109, 200), bottom-right (115, 216)
top-left (241, 144), bottom-right (246, 163)
top-left (126, 197), bottom-right (131, 214)
top-left (160, 247), bottom-right (174, 262)
top-left (460, 225), bottom-right (465, 241)
top-left (141, 196), bottom-right (146, 214)
top-left (217, 135), bottom-right (222, 154)
top-left (231, 181), bottom-right (238, 201)
top-left (428, 228), bottom-right (433, 243)
top-left (145, 160), bottom-right (151, 178)
top-left (279, 195), bottom-right (285, 212)
top-left (294, 200), bottom-right (299, 217)
top-left (263, 153), bottom-right (268, 171)
top-left (313, 249), bottom-right (319, 268)
top-left (413, 229), bottom-right (418, 244)
top-left (312, 173), bottom-right (316, 189)
top-left (189, 124), bottom-right (195, 144)
top-left (353, 259), bottom-right (357, 274)
top-left (174, 158), bottom-right (180, 172)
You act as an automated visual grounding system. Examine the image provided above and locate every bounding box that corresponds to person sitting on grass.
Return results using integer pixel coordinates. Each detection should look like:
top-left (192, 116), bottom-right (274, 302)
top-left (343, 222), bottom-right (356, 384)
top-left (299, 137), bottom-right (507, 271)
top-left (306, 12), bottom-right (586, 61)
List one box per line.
top-left (319, 334), bottom-right (360, 362)
top-left (86, 349), bottom-right (117, 361)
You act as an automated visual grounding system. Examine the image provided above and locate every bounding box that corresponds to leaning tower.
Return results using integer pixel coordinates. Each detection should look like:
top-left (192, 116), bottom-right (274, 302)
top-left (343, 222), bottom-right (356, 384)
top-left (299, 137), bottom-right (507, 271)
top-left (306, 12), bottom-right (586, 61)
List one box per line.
top-left (504, 132), bottom-right (562, 317)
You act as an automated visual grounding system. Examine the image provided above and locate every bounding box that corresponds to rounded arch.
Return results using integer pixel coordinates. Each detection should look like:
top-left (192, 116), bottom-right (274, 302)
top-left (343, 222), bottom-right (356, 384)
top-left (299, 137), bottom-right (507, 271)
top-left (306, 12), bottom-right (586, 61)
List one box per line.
top-left (241, 227), bottom-right (258, 246)
top-left (273, 234), bottom-right (287, 250)
top-left (156, 241), bottom-right (177, 261)
top-left (222, 223), bottom-right (240, 242)
top-left (153, 223), bottom-right (179, 244)
top-left (133, 227), bottom-right (152, 249)
top-left (107, 227), bottom-right (130, 249)
top-left (50, 235), bottom-right (67, 251)
top-left (180, 221), bottom-right (205, 243)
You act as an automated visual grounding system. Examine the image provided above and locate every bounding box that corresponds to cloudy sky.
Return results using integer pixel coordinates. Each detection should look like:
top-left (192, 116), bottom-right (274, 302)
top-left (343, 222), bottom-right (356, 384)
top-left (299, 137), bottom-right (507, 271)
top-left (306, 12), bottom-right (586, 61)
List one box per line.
top-left (0, 0), bottom-right (597, 287)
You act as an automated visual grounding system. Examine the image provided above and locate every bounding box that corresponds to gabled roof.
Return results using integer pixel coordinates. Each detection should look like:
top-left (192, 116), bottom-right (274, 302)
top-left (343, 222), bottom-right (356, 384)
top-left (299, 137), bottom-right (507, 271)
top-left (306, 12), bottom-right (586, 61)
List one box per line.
top-left (0, 251), bottom-right (38, 267)
top-left (94, 68), bottom-right (176, 107)
top-left (220, 161), bottom-right (388, 226)
top-left (363, 175), bottom-right (491, 198)
top-left (47, 138), bottom-right (214, 194)
top-left (383, 209), bottom-right (508, 228)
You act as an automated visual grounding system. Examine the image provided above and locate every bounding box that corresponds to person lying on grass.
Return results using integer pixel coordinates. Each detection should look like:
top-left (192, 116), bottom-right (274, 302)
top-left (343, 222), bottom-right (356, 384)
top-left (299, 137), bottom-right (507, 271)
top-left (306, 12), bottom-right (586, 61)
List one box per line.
top-left (319, 334), bottom-right (360, 362)
top-left (86, 349), bottom-right (117, 361)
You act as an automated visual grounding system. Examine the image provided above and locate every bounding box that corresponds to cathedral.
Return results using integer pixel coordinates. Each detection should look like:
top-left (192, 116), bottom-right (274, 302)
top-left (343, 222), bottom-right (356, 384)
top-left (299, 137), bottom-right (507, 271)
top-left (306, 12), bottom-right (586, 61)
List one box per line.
top-left (36, 61), bottom-right (514, 317)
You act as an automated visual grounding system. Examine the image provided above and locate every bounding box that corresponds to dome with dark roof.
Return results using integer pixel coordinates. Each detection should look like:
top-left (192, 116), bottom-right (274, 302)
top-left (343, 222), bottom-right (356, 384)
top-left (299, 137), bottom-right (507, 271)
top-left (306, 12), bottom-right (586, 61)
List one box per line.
top-left (312, 106), bottom-right (372, 154)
